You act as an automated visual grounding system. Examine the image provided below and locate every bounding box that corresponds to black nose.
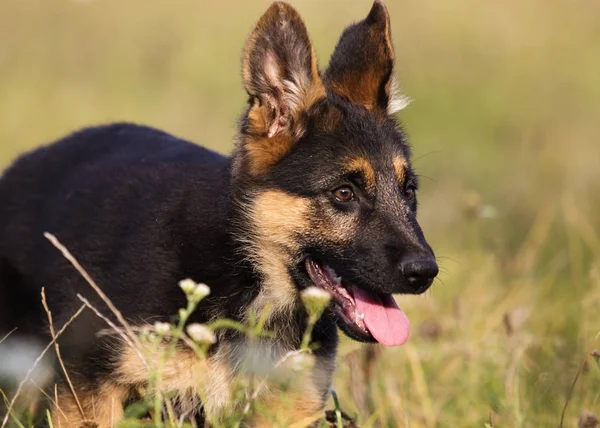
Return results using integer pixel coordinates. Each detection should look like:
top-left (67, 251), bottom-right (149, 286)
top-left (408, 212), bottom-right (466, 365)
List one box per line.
top-left (400, 257), bottom-right (438, 293)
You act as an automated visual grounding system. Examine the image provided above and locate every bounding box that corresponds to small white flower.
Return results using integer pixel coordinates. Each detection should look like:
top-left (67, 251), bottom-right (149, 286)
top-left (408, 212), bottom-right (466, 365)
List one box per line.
top-left (179, 278), bottom-right (197, 295)
top-left (301, 286), bottom-right (331, 318)
top-left (187, 323), bottom-right (216, 345)
top-left (302, 286), bottom-right (331, 302)
top-left (153, 322), bottom-right (171, 336)
top-left (289, 352), bottom-right (313, 372)
top-left (192, 283), bottom-right (211, 301)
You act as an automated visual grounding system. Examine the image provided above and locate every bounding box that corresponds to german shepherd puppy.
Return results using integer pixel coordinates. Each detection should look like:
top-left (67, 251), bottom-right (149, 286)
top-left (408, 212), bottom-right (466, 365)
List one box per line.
top-left (0, 1), bottom-right (438, 426)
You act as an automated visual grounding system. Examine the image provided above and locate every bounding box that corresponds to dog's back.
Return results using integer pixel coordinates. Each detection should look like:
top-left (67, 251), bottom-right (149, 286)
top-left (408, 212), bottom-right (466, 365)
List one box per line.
top-left (0, 122), bottom-right (232, 341)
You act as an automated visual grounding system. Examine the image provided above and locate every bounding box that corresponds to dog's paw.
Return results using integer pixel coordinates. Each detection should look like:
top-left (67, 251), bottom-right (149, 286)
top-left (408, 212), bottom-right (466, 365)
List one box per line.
top-left (324, 409), bottom-right (359, 427)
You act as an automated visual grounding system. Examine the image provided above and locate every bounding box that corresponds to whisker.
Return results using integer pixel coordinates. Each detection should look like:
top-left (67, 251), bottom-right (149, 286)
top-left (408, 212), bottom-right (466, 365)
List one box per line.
top-left (411, 150), bottom-right (445, 164)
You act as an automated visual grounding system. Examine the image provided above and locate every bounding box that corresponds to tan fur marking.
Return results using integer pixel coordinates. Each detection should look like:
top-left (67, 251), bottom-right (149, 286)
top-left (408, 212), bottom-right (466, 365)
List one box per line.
top-left (116, 344), bottom-right (234, 420)
top-left (52, 383), bottom-right (128, 428)
top-left (393, 156), bottom-right (407, 183)
top-left (246, 190), bottom-right (311, 322)
top-left (51, 385), bottom-right (83, 428)
top-left (329, 71), bottom-right (380, 111)
top-left (114, 332), bottom-right (334, 426)
top-left (245, 133), bottom-right (295, 177)
top-left (346, 156), bottom-right (377, 192)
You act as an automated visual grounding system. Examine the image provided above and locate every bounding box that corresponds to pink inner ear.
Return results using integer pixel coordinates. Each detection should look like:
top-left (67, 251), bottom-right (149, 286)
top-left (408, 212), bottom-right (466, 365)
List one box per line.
top-left (267, 121), bottom-right (281, 138)
top-left (262, 52), bottom-right (288, 138)
top-left (263, 52), bottom-right (282, 86)
top-left (267, 103), bottom-right (289, 138)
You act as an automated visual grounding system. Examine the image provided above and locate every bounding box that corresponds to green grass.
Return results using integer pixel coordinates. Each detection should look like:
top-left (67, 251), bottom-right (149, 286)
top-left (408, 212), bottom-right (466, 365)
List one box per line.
top-left (0, 0), bottom-right (599, 426)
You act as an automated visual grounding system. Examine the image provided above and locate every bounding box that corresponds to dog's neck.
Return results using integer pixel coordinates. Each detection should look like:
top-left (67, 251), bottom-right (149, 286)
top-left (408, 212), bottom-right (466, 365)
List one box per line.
top-left (177, 159), bottom-right (338, 357)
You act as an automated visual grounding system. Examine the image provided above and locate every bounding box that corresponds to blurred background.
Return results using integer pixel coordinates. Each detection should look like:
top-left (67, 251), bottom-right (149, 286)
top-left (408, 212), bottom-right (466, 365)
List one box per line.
top-left (1, 0), bottom-right (599, 426)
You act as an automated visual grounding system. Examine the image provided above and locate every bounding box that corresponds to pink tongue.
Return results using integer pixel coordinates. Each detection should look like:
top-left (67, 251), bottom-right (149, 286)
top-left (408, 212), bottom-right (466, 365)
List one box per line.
top-left (352, 286), bottom-right (410, 347)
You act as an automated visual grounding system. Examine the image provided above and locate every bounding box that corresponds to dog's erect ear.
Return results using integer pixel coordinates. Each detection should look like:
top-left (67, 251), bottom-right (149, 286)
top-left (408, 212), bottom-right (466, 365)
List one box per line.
top-left (324, 0), bottom-right (406, 115)
top-left (242, 2), bottom-right (325, 140)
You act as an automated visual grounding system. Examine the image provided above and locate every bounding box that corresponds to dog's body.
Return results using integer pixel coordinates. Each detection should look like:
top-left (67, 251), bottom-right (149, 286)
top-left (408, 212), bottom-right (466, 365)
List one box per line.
top-left (0, 124), bottom-right (336, 425)
top-left (0, 1), bottom-right (437, 426)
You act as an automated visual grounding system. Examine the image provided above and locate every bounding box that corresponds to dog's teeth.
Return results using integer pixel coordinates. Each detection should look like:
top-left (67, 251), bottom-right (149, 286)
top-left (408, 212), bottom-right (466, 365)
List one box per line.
top-left (360, 313), bottom-right (365, 320)
top-left (325, 266), bottom-right (337, 276)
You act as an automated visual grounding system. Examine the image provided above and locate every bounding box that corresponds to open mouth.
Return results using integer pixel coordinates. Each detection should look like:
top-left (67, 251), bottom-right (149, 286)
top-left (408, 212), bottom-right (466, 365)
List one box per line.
top-left (305, 258), bottom-right (410, 347)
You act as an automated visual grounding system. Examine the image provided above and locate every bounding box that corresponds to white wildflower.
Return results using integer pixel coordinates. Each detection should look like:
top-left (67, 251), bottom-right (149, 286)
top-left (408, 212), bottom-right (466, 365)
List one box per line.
top-left (301, 286), bottom-right (331, 318)
top-left (192, 283), bottom-right (211, 301)
top-left (289, 352), bottom-right (313, 372)
top-left (187, 323), bottom-right (216, 345)
top-left (179, 278), bottom-right (197, 295)
top-left (153, 322), bottom-right (171, 336)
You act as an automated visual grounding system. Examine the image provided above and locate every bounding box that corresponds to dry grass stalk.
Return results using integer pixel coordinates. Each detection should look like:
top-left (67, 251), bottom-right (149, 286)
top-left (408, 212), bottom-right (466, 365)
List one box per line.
top-left (28, 379), bottom-right (68, 422)
top-left (76, 294), bottom-right (147, 368)
top-left (0, 303), bottom-right (86, 428)
top-left (0, 328), bottom-right (17, 345)
top-left (560, 329), bottom-right (600, 427)
top-left (44, 232), bottom-right (148, 370)
top-left (41, 288), bottom-right (86, 421)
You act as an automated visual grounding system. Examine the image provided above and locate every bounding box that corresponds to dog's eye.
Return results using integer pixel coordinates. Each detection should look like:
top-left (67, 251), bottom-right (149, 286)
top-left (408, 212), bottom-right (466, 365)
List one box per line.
top-left (404, 186), bottom-right (416, 201)
top-left (333, 186), bottom-right (354, 202)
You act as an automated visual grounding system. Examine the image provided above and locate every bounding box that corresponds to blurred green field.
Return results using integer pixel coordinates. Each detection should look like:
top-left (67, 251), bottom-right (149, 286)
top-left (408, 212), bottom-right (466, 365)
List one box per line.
top-left (1, 0), bottom-right (599, 427)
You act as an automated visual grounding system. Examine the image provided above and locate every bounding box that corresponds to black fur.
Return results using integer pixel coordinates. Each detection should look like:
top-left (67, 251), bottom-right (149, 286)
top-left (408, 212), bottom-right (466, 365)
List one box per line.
top-left (0, 124), bottom-right (246, 373)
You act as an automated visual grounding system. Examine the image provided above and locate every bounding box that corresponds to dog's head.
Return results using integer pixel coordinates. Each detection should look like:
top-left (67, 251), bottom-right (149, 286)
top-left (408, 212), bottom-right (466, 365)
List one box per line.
top-left (233, 1), bottom-right (438, 347)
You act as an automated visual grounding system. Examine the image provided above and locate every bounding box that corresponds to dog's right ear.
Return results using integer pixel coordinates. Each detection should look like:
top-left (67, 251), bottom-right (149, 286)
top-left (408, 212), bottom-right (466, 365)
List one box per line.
top-left (324, 1), bottom-right (406, 115)
top-left (240, 2), bottom-right (325, 176)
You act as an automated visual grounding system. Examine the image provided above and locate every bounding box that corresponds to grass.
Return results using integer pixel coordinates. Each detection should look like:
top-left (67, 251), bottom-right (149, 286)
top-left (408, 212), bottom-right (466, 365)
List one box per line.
top-left (0, 0), bottom-right (599, 426)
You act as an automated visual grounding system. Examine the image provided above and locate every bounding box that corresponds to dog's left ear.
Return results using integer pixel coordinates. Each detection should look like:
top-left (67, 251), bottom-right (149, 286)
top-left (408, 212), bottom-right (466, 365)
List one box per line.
top-left (243, 1), bottom-right (326, 139)
top-left (324, 0), bottom-right (405, 115)
top-left (239, 2), bottom-right (326, 176)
